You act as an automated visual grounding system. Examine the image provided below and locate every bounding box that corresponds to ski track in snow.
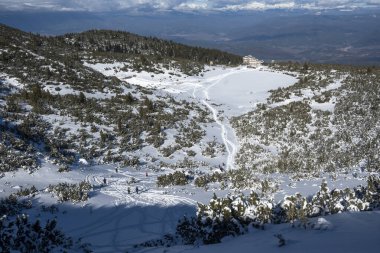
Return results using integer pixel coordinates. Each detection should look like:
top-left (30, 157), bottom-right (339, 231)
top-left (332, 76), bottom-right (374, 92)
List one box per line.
top-left (193, 69), bottom-right (251, 170)
top-left (86, 168), bottom-right (196, 208)
top-left (74, 169), bottom-right (197, 252)
top-left (4, 63), bottom-right (379, 252)
top-left (56, 65), bottom-right (300, 251)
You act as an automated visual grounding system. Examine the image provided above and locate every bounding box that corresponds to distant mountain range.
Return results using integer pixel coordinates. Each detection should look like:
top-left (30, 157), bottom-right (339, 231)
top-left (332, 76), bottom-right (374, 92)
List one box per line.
top-left (1, 9), bottom-right (379, 65)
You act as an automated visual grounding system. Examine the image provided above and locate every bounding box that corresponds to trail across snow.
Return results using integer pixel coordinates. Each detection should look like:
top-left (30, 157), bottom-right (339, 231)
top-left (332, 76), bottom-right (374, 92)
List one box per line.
top-left (188, 66), bottom-right (297, 170)
top-left (84, 63), bottom-right (297, 172)
top-left (58, 64), bottom-right (300, 252)
top-left (202, 100), bottom-right (237, 170)
top-left (85, 167), bottom-right (197, 207)
top-left (4, 63), bottom-right (378, 253)
top-left (192, 69), bottom-right (252, 170)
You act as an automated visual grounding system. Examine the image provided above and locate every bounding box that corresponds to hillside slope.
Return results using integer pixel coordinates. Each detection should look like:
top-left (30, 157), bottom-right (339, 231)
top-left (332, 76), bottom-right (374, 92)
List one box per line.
top-left (1, 24), bottom-right (379, 253)
top-left (0, 23), bottom-right (243, 173)
top-left (232, 62), bottom-right (380, 177)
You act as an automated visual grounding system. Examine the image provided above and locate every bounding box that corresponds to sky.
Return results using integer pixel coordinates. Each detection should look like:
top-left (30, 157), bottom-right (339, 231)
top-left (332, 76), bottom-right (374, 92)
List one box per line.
top-left (0, 0), bottom-right (379, 12)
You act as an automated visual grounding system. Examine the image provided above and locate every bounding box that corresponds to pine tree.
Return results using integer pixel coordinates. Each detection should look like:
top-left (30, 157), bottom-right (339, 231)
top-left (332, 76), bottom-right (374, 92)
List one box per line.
top-left (78, 92), bottom-right (86, 104)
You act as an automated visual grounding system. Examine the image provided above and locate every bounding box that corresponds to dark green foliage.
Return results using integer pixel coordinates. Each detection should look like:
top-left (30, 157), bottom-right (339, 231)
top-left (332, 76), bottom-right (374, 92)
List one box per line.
top-left (0, 215), bottom-right (86, 253)
top-left (78, 92), bottom-right (86, 104)
top-left (0, 69), bottom-right (209, 169)
top-left (201, 138), bottom-right (225, 158)
top-left (58, 166), bottom-right (70, 173)
top-left (0, 195), bottom-right (32, 217)
top-left (15, 186), bottom-right (38, 197)
top-left (0, 109), bottom-right (77, 170)
top-left (0, 24), bottom-right (241, 94)
top-left (175, 194), bottom-right (258, 245)
top-left (0, 113), bottom-right (40, 172)
top-left (0, 142), bottom-right (38, 172)
top-left (175, 120), bottom-right (205, 148)
top-left (175, 216), bottom-right (203, 245)
top-left (173, 176), bottom-right (380, 246)
top-left (157, 171), bottom-right (190, 187)
top-left (63, 29), bottom-right (242, 67)
top-left (48, 181), bottom-right (92, 203)
top-left (176, 215), bottom-right (247, 245)
top-left (0, 24), bottom-right (225, 172)
top-left (194, 172), bottom-right (228, 188)
top-left (233, 62), bottom-right (380, 174)
top-left (193, 169), bottom-right (273, 190)
top-left (0, 193), bottom-right (90, 252)
top-left (5, 96), bottom-right (22, 113)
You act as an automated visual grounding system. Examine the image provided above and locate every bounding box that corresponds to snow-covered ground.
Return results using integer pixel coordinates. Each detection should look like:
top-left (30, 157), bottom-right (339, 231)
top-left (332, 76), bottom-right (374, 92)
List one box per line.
top-left (0, 161), bottom-right (376, 253)
top-left (0, 73), bottom-right (25, 89)
top-left (156, 211), bottom-right (380, 253)
top-left (200, 68), bottom-right (296, 116)
top-left (84, 63), bottom-right (296, 117)
top-left (84, 63), bottom-right (297, 170)
top-left (2, 63), bottom-right (379, 252)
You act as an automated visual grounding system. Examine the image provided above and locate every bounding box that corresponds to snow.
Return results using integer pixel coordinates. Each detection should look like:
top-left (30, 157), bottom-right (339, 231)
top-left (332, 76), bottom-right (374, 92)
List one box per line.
top-left (270, 77), bottom-right (344, 112)
top-left (1, 159), bottom-right (376, 252)
top-left (1, 62), bottom-right (379, 252)
top-left (158, 211), bottom-right (380, 253)
top-left (192, 66), bottom-right (296, 170)
top-left (202, 98), bottom-right (237, 170)
top-left (310, 101), bottom-right (336, 112)
top-left (313, 217), bottom-right (333, 230)
top-left (79, 158), bottom-right (89, 165)
top-left (203, 67), bottom-right (297, 116)
top-left (84, 62), bottom-right (297, 117)
top-left (0, 73), bottom-right (25, 88)
top-left (84, 62), bottom-right (297, 170)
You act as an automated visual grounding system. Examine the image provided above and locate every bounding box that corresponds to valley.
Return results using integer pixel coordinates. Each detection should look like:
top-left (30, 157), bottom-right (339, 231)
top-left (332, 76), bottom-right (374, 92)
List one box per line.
top-left (0, 24), bottom-right (379, 252)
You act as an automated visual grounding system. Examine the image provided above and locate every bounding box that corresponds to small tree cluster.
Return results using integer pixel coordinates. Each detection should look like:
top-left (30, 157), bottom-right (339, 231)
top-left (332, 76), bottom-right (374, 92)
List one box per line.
top-left (0, 195), bottom-right (32, 217)
top-left (15, 186), bottom-right (38, 197)
top-left (0, 193), bottom-right (91, 252)
top-left (156, 171), bottom-right (190, 187)
top-left (175, 175), bottom-right (380, 245)
top-left (194, 172), bottom-right (228, 188)
top-left (0, 215), bottom-right (74, 253)
top-left (48, 181), bottom-right (92, 203)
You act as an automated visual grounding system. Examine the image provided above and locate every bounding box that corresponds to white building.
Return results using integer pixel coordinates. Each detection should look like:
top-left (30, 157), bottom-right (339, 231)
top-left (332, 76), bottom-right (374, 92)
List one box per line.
top-left (243, 55), bottom-right (263, 68)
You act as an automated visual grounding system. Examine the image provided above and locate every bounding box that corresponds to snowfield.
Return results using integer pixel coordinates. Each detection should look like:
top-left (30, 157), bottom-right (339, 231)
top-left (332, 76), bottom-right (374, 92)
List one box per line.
top-left (1, 63), bottom-right (379, 252)
top-left (84, 62), bottom-right (297, 117)
top-left (84, 63), bottom-right (297, 170)
top-left (203, 68), bottom-right (296, 116)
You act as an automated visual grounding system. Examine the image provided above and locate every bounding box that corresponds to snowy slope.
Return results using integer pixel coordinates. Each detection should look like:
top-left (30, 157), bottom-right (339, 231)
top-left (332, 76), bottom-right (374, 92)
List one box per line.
top-left (2, 24), bottom-right (380, 253)
top-left (1, 61), bottom-right (379, 253)
top-left (154, 211), bottom-right (380, 253)
top-left (2, 161), bottom-right (378, 253)
top-left (84, 63), bottom-right (297, 170)
top-left (84, 63), bottom-right (297, 117)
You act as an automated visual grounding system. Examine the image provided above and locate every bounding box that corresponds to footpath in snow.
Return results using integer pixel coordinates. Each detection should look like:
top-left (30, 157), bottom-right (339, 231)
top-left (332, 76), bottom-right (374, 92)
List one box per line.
top-left (3, 63), bottom-right (380, 252)
top-left (190, 66), bottom-right (296, 170)
top-left (85, 63), bottom-right (297, 171)
top-left (67, 65), bottom-right (298, 251)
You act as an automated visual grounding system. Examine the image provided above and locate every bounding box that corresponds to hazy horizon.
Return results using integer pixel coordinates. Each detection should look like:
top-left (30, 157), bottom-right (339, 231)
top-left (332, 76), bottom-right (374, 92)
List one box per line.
top-left (1, 3), bottom-right (379, 65)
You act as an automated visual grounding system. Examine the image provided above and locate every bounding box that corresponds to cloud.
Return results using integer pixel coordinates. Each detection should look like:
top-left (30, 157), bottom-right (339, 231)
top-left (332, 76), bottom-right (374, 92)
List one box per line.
top-left (220, 1), bottom-right (298, 11)
top-left (174, 1), bottom-right (210, 11)
top-left (0, 0), bottom-right (379, 12)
